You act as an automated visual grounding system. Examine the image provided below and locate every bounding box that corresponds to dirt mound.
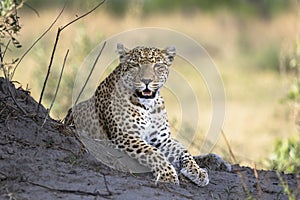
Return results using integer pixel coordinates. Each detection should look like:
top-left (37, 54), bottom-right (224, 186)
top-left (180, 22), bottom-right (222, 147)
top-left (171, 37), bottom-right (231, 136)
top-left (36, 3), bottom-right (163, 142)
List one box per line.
top-left (0, 77), bottom-right (298, 200)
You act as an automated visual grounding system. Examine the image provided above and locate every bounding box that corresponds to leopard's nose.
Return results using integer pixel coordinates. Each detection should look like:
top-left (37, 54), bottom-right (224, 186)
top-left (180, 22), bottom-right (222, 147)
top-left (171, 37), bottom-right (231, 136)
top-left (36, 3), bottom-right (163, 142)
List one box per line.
top-left (141, 79), bottom-right (152, 85)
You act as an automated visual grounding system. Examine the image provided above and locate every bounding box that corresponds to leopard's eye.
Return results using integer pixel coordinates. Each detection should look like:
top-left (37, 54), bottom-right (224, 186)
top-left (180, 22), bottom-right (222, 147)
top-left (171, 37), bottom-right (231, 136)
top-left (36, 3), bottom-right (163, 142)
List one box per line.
top-left (129, 62), bottom-right (140, 69)
top-left (127, 63), bottom-right (140, 75)
top-left (154, 64), bottom-right (167, 73)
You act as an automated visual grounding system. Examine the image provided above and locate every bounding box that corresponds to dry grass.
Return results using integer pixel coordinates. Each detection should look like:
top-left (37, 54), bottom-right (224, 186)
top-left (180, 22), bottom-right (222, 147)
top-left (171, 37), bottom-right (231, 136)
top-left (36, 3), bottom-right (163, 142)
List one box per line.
top-left (10, 7), bottom-right (299, 168)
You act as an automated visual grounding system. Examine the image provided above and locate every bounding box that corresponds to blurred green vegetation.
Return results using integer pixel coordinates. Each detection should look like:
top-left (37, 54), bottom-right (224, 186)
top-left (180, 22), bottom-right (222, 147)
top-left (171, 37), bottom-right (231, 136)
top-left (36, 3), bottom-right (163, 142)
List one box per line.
top-left (25, 0), bottom-right (291, 18)
top-left (0, 0), bottom-right (21, 16)
top-left (142, 0), bottom-right (290, 17)
top-left (0, 0), bottom-right (23, 79)
top-left (238, 33), bottom-right (280, 71)
top-left (265, 137), bottom-right (300, 174)
top-left (264, 39), bottom-right (300, 174)
top-left (283, 39), bottom-right (300, 102)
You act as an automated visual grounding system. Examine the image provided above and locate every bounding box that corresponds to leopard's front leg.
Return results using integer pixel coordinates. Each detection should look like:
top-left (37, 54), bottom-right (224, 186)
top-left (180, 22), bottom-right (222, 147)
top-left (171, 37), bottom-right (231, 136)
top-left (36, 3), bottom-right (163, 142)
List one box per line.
top-left (112, 133), bottom-right (179, 185)
top-left (156, 138), bottom-right (209, 186)
top-left (148, 97), bottom-right (209, 186)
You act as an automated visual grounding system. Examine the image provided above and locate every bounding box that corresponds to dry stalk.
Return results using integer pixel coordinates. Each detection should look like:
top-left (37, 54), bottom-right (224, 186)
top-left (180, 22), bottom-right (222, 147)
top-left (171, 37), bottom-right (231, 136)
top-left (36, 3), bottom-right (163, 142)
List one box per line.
top-left (36, 0), bottom-right (106, 114)
top-left (62, 41), bottom-right (106, 127)
top-left (73, 41), bottom-right (107, 107)
top-left (41, 49), bottom-right (69, 127)
top-left (253, 163), bottom-right (263, 199)
top-left (221, 129), bottom-right (237, 164)
top-left (1, 43), bottom-right (27, 115)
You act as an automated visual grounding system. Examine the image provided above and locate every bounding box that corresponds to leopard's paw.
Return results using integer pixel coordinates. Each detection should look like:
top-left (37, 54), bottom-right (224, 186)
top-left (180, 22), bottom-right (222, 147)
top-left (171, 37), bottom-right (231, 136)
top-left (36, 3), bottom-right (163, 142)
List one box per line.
top-left (180, 166), bottom-right (209, 187)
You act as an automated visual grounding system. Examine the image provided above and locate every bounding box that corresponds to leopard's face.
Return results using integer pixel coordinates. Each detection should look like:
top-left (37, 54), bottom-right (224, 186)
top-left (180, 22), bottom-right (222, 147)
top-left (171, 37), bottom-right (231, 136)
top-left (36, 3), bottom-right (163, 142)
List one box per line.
top-left (117, 44), bottom-right (176, 99)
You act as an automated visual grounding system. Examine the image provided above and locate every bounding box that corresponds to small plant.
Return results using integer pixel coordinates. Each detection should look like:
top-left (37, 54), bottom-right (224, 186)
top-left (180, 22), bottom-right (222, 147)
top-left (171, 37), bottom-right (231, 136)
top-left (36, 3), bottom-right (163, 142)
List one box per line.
top-left (224, 185), bottom-right (237, 200)
top-left (265, 137), bottom-right (300, 174)
top-left (266, 38), bottom-right (300, 175)
top-left (276, 171), bottom-right (298, 200)
top-left (0, 0), bottom-right (23, 79)
top-left (283, 38), bottom-right (300, 101)
top-left (63, 153), bottom-right (81, 166)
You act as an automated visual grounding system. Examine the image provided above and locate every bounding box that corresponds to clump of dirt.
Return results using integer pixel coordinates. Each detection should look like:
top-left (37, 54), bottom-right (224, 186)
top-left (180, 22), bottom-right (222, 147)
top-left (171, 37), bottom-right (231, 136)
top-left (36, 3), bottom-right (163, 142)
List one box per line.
top-left (0, 77), bottom-right (299, 200)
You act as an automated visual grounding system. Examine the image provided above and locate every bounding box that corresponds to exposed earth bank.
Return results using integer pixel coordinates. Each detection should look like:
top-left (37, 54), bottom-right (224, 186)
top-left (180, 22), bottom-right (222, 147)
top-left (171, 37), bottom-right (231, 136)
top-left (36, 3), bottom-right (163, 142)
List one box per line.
top-left (0, 78), bottom-right (298, 200)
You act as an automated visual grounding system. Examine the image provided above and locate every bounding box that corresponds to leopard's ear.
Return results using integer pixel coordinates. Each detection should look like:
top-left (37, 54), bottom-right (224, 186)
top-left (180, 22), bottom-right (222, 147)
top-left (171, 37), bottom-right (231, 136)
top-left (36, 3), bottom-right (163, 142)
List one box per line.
top-left (117, 43), bottom-right (129, 63)
top-left (164, 46), bottom-right (176, 65)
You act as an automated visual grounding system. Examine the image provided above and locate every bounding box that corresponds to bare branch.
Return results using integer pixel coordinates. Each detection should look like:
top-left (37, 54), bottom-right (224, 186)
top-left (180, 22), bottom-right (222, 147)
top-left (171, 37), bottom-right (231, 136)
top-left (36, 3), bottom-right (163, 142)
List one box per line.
top-left (103, 174), bottom-right (113, 196)
top-left (221, 129), bottom-right (237, 164)
top-left (36, 28), bottom-right (60, 114)
top-left (64, 41), bottom-right (106, 126)
top-left (74, 41), bottom-right (106, 107)
top-left (27, 180), bottom-right (113, 197)
top-left (36, 0), bottom-right (106, 114)
top-left (61, 0), bottom-right (106, 31)
top-left (41, 49), bottom-right (69, 128)
top-left (4, 78), bottom-right (27, 115)
top-left (1, 40), bottom-right (12, 79)
top-left (11, 3), bottom-right (66, 79)
top-left (49, 49), bottom-right (69, 113)
top-left (2, 40), bottom-right (11, 61)
top-left (0, 42), bottom-right (28, 115)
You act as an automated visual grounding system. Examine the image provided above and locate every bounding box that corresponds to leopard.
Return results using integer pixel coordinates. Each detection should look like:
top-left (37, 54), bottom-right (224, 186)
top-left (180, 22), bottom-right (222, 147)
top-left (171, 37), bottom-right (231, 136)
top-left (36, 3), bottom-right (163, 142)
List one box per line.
top-left (65, 43), bottom-right (231, 187)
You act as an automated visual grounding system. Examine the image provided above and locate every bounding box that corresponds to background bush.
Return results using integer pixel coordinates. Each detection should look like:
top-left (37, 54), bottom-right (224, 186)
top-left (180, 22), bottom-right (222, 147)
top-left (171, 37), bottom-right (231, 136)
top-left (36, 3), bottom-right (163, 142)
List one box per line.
top-left (266, 137), bottom-right (300, 174)
top-left (264, 39), bottom-right (300, 174)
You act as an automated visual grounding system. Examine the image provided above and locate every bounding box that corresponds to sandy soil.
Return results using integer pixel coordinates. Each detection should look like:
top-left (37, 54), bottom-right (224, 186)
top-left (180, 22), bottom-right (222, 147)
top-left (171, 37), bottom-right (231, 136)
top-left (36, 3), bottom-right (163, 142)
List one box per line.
top-left (0, 77), bottom-right (298, 200)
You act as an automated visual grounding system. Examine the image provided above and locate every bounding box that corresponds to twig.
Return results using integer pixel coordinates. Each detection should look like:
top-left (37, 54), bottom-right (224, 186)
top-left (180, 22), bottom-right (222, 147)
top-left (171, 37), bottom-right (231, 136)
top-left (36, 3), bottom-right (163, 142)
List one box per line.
top-left (64, 40), bottom-right (106, 125)
top-left (0, 44), bottom-right (27, 115)
top-left (0, 102), bottom-right (8, 116)
top-left (160, 184), bottom-right (194, 199)
top-left (253, 163), bottom-right (263, 200)
top-left (5, 113), bottom-right (12, 131)
top-left (0, 100), bottom-right (20, 114)
top-left (0, 171), bottom-right (8, 178)
top-left (36, 0), bottom-right (106, 114)
top-left (36, 28), bottom-right (60, 114)
top-left (41, 49), bottom-right (69, 128)
top-left (74, 41), bottom-right (107, 107)
top-left (60, 0), bottom-right (106, 31)
top-left (11, 3), bottom-right (66, 79)
top-left (2, 40), bottom-right (11, 61)
top-left (0, 40), bottom-right (11, 79)
top-left (5, 188), bottom-right (17, 200)
top-left (276, 171), bottom-right (297, 200)
top-left (103, 174), bottom-right (112, 196)
top-left (23, 2), bottom-right (40, 17)
top-left (236, 170), bottom-right (253, 199)
top-left (221, 129), bottom-right (237, 164)
top-left (4, 79), bottom-right (27, 115)
top-left (27, 181), bottom-right (112, 197)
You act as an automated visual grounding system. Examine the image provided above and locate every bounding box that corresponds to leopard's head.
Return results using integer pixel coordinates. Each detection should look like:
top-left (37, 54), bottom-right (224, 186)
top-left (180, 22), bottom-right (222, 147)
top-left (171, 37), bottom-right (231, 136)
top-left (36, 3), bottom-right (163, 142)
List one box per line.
top-left (117, 43), bottom-right (176, 99)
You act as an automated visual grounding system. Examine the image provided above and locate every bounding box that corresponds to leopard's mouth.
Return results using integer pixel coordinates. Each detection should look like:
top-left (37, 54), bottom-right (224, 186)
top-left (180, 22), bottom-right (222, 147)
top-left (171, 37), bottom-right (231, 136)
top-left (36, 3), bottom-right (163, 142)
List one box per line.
top-left (136, 88), bottom-right (156, 99)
